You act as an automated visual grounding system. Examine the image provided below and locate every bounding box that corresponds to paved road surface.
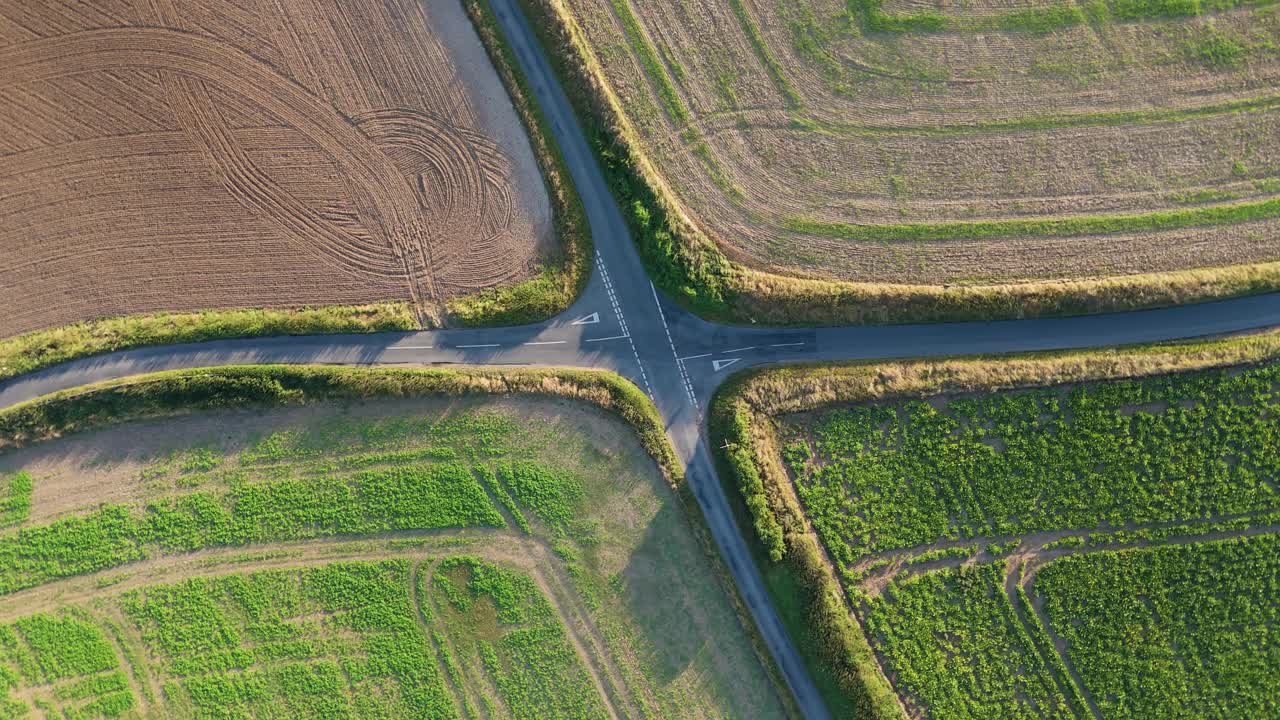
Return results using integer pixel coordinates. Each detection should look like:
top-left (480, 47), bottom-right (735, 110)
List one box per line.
top-left (4, 2), bottom-right (1280, 718)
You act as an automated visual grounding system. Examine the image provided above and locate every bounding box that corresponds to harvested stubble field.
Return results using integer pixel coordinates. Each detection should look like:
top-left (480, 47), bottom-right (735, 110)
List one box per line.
top-left (0, 0), bottom-right (552, 336)
top-left (546, 0), bottom-right (1280, 315)
top-left (0, 387), bottom-right (787, 719)
top-left (715, 339), bottom-right (1280, 719)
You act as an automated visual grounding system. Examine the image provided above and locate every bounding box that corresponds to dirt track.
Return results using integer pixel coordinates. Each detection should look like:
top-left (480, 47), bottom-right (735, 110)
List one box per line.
top-left (0, 0), bottom-right (550, 336)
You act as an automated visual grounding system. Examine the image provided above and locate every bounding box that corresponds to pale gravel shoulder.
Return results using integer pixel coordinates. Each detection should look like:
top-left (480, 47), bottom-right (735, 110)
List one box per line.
top-left (423, 0), bottom-right (554, 249)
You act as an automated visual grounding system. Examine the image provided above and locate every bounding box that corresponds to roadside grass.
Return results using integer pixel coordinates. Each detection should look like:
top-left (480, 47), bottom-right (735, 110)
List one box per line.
top-left (0, 303), bottom-right (416, 384)
top-left (709, 327), bottom-right (1280, 718)
top-left (0, 364), bottom-right (794, 719)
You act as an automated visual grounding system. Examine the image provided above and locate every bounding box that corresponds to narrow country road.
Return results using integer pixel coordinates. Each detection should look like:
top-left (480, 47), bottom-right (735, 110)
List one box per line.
top-left (3, 2), bottom-right (1280, 718)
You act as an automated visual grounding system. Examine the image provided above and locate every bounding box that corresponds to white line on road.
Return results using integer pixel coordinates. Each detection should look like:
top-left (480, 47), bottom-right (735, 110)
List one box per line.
top-left (384, 346), bottom-right (433, 350)
top-left (522, 340), bottom-right (567, 346)
top-left (570, 312), bottom-right (600, 325)
top-left (584, 334), bottom-right (629, 343)
top-left (770, 342), bottom-right (805, 348)
top-left (598, 255), bottom-right (652, 396)
top-left (679, 353), bottom-right (712, 361)
top-left (721, 346), bottom-right (755, 354)
top-left (651, 282), bottom-right (698, 411)
top-left (457, 344), bottom-right (500, 349)
top-left (713, 358), bottom-right (742, 372)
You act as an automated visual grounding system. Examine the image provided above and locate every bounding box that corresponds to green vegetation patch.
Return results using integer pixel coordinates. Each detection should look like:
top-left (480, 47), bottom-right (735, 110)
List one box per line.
top-left (0, 614), bottom-right (133, 719)
top-left (0, 472), bottom-right (31, 527)
top-left (784, 362), bottom-right (1280, 565)
top-left (430, 556), bottom-right (603, 719)
top-left (1036, 534), bottom-right (1280, 719)
top-left (864, 562), bottom-right (1074, 719)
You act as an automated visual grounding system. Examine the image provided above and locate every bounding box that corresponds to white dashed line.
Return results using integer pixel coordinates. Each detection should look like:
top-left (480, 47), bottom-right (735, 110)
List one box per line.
top-left (679, 353), bottom-right (712, 361)
top-left (721, 346), bottom-right (755, 354)
top-left (457, 344), bottom-right (500, 349)
top-left (384, 346), bottom-right (433, 351)
top-left (597, 255), bottom-right (651, 397)
top-left (584, 334), bottom-right (629, 343)
top-left (650, 281), bottom-right (698, 411)
top-left (522, 340), bottom-right (567, 346)
top-left (770, 342), bottom-right (805, 348)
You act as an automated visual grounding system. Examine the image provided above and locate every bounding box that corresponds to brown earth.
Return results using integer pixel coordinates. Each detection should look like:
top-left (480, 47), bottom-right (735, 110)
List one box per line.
top-left (0, 0), bottom-right (551, 336)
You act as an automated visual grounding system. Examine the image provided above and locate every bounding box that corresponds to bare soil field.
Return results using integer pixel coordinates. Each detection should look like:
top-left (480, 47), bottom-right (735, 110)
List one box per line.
top-left (559, 0), bottom-right (1280, 286)
top-left (0, 0), bottom-right (551, 336)
top-left (0, 393), bottom-right (787, 719)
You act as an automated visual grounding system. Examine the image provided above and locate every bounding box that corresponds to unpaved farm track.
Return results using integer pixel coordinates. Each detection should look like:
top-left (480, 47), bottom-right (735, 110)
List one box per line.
top-left (0, 0), bottom-right (549, 335)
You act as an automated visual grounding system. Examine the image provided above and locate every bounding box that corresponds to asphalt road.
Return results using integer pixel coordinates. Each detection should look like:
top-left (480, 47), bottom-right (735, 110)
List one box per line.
top-left (4, 2), bottom-right (1280, 718)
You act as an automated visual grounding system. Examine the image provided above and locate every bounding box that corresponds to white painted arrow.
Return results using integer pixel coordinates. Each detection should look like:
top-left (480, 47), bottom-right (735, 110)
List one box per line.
top-left (712, 358), bottom-right (741, 372)
top-left (571, 312), bottom-right (600, 325)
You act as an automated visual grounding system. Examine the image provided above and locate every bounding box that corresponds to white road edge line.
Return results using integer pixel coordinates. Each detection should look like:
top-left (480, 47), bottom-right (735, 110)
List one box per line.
top-left (457, 344), bottom-right (500, 349)
top-left (522, 340), bottom-right (567, 346)
top-left (770, 342), bottom-right (805, 347)
top-left (584, 334), bottom-right (629, 343)
top-left (598, 255), bottom-right (652, 397)
top-left (650, 281), bottom-right (698, 411)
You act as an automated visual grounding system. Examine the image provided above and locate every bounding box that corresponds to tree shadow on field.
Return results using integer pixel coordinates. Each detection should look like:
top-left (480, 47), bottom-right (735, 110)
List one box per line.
top-left (619, 500), bottom-right (706, 685)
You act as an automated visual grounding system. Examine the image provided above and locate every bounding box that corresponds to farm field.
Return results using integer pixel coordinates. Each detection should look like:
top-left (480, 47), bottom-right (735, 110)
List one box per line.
top-left (0, 384), bottom-right (786, 718)
top-left (714, 339), bottom-right (1280, 719)
top-left (0, 0), bottom-right (553, 337)
top-left (540, 0), bottom-right (1280, 316)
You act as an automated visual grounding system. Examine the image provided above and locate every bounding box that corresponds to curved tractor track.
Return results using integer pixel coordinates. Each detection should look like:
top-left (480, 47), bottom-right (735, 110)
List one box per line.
top-left (5, 2), bottom-right (1280, 719)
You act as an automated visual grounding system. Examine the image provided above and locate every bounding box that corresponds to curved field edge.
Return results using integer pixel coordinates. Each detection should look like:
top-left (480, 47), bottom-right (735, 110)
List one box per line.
top-left (0, 363), bottom-right (801, 719)
top-left (510, 0), bottom-right (1280, 326)
top-left (707, 326), bottom-right (1280, 719)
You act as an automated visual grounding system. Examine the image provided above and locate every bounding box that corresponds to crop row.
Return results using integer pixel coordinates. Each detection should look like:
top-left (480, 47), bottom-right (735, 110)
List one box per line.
top-left (785, 361), bottom-right (1280, 565)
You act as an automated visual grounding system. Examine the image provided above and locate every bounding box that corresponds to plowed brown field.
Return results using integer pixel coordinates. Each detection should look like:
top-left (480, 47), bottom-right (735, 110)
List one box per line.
top-left (0, 0), bottom-right (550, 335)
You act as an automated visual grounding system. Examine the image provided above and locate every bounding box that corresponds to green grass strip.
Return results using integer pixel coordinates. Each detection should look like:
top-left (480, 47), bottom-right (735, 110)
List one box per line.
top-left (0, 303), bottom-right (415, 384)
top-left (787, 193), bottom-right (1280, 242)
top-left (789, 92), bottom-right (1280, 138)
top-left (610, 0), bottom-right (690, 124)
top-left (727, 0), bottom-right (803, 107)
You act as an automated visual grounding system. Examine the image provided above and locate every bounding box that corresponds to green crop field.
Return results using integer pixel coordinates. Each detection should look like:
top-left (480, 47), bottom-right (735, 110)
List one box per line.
top-left (0, 390), bottom-right (787, 719)
top-left (724, 354), bottom-right (1280, 719)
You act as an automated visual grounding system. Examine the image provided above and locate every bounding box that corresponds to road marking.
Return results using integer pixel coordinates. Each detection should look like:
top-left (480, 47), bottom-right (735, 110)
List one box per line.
top-left (713, 358), bottom-right (742, 372)
top-left (457, 344), bottom-right (500, 349)
top-left (522, 340), bottom-right (567, 346)
top-left (679, 353), bottom-right (712, 361)
top-left (571, 312), bottom-right (600, 325)
top-left (721, 346), bottom-right (755, 354)
top-left (650, 282), bottom-right (698, 410)
top-left (585, 334), bottom-right (629, 343)
top-left (770, 342), bottom-right (805, 348)
top-left (598, 255), bottom-right (652, 397)
top-left (384, 346), bottom-right (433, 350)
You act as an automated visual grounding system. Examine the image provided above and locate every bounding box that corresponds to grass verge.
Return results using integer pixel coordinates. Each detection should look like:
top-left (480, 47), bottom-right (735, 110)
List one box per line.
top-left (0, 304), bottom-right (416, 384)
top-left (448, 0), bottom-right (592, 327)
top-left (708, 326), bottom-right (1280, 718)
top-left (512, 0), bottom-right (1280, 325)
